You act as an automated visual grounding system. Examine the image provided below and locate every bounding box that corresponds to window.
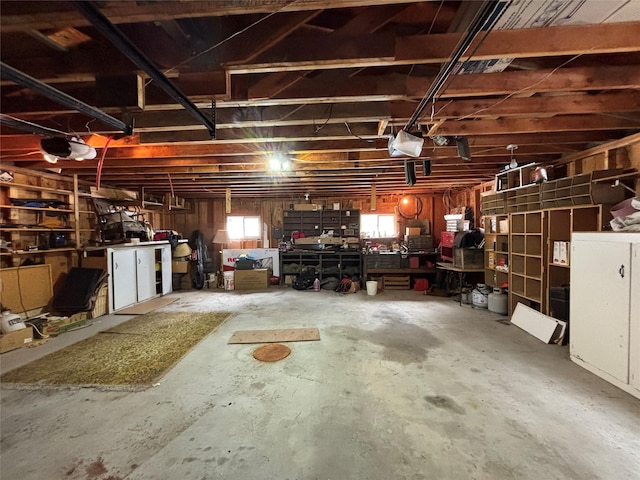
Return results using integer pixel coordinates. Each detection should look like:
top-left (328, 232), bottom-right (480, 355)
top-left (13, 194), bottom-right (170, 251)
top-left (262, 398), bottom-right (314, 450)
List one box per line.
top-left (227, 216), bottom-right (261, 239)
top-left (361, 214), bottom-right (396, 238)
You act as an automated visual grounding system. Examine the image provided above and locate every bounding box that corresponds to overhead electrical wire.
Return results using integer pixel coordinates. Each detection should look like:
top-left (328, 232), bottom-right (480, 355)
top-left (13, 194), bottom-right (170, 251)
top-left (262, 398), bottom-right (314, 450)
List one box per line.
top-left (404, 0), bottom-right (503, 133)
top-left (158, 0), bottom-right (302, 79)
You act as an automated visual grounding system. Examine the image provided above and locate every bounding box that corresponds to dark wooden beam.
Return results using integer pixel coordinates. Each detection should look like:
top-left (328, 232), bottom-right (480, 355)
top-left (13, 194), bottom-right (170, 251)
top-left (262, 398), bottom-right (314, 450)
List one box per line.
top-left (0, 1), bottom-right (429, 32)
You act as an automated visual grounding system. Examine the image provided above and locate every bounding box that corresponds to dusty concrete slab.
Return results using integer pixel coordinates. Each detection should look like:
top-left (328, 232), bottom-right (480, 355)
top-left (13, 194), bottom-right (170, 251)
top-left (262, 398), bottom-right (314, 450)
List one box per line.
top-left (1, 288), bottom-right (639, 480)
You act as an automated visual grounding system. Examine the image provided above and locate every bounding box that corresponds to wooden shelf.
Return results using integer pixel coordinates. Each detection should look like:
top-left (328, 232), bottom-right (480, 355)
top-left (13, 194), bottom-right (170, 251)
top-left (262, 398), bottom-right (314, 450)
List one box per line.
top-left (509, 211), bottom-right (546, 314)
top-left (495, 162), bottom-right (539, 191)
top-left (541, 169), bottom-right (625, 209)
top-left (280, 250), bottom-right (361, 285)
top-left (483, 214), bottom-right (509, 287)
top-left (1, 167), bottom-right (83, 288)
top-left (282, 209), bottom-right (360, 242)
top-left (0, 204), bottom-right (73, 213)
top-left (1, 227), bottom-right (73, 232)
top-left (0, 181), bottom-right (73, 195)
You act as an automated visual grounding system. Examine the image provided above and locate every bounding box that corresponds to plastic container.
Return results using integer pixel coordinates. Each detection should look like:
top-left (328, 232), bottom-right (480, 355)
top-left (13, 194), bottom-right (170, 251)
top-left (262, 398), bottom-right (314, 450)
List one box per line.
top-left (366, 280), bottom-right (378, 296)
top-left (313, 278), bottom-right (320, 291)
top-left (472, 284), bottom-right (491, 309)
top-left (1, 310), bottom-right (26, 333)
top-left (488, 287), bottom-right (508, 315)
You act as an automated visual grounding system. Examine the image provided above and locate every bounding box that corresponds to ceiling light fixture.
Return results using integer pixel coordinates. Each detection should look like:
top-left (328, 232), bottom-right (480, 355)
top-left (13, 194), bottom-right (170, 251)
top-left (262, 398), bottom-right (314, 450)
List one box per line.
top-left (430, 135), bottom-right (449, 146)
top-left (40, 136), bottom-right (97, 163)
top-left (507, 144), bottom-right (518, 169)
top-left (267, 151), bottom-right (291, 171)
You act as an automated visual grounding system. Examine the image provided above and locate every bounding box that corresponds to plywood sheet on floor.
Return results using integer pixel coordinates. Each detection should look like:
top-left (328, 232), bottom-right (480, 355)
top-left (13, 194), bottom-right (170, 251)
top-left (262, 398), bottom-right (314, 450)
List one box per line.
top-left (116, 296), bottom-right (177, 315)
top-left (228, 328), bottom-right (320, 344)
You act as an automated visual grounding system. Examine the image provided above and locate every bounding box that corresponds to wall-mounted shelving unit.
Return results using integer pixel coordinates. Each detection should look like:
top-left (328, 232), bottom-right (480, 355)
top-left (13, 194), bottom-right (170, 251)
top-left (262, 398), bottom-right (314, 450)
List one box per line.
top-left (495, 163), bottom-right (539, 191)
top-left (282, 209), bottom-right (360, 241)
top-left (505, 184), bottom-right (541, 213)
top-left (1, 167), bottom-right (80, 286)
top-left (541, 169), bottom-right (625, 209)
top-left (481, 191), bottom-right (506, 216)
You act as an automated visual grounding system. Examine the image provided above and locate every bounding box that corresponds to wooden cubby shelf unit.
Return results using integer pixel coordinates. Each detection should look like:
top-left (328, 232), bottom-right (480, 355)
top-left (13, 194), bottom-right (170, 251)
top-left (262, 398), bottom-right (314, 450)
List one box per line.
top-left (508, 205), bottom-right (604, 318)
top-left (483, 214), bottom-right (509, 288)
top-left (509, 211), bottom-right (546, 314)
top-left (545, 205), bottom-right (602, 318)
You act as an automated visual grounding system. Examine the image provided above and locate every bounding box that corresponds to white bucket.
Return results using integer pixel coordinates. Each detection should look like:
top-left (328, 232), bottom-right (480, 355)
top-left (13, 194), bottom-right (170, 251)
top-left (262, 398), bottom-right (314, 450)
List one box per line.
top-left (1, 311), bottom-right (26, 333)
top-left (366, 280), bottom-right (378, 296)
top-left (472, 284), bottom-right (491, 308)
top-left (223, 271), bottom-right (234, 291)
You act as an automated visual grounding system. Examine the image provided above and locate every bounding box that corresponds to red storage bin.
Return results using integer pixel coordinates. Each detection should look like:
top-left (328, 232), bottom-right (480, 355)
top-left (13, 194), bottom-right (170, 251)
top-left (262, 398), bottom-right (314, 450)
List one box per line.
top-left (440, 231), bottom-right (455, 262)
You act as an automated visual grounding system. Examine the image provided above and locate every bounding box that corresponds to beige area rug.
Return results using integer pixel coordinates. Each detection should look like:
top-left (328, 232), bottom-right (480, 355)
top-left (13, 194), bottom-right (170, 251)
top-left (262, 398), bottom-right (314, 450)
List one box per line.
top-left (115, 296), bottom-right (177, 315)
top-left (1, 311), bottom-right (230, 388)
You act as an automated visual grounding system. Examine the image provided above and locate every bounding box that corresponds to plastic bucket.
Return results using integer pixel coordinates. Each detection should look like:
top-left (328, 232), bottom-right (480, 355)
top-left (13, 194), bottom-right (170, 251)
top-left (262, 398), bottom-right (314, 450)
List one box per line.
top-left (472, 284), bottom-right (490, 308)
top-left (366, 281), bottom-right (378, 296)
top-left (1, 311), bottom-right (26, 333)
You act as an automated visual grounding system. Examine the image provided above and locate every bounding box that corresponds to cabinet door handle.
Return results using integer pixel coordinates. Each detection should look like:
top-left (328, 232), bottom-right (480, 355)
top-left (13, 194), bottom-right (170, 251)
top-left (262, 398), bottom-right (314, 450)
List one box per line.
top-left (619, 265), bottom-right (625, 278)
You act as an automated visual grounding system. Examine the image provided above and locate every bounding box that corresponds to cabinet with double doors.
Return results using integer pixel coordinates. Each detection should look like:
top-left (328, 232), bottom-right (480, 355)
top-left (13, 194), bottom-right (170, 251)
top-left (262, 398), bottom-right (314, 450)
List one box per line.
top-left (570, 232), bottom-right (640, 400)
top-left (81, 242), bottom-right (172, 313)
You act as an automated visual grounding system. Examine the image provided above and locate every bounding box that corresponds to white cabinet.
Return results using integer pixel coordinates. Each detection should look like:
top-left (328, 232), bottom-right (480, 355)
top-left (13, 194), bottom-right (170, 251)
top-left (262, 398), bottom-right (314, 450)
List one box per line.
top-left (83, 242), bottom-right (172, 313)
top-left (135, 247), bottom-right (156, 303)
top-left (570, 232), bottom-right (640, 399)
top-left (111, 248), bottom-right (137, 311)
top-left (159, 246), bottom-right (172, 296)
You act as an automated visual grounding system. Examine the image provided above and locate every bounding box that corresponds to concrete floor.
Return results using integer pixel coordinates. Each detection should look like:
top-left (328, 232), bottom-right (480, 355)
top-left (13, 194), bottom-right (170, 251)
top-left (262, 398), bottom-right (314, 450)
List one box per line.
top-left (1, 287), bottom-right (639, 480)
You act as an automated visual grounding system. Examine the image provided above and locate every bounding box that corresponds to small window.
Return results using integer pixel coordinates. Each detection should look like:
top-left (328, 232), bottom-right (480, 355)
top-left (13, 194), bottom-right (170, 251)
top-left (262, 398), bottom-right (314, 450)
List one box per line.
top-left (227, 216), bottom-right (261, 239)
top-left (361, 214), bottom-right (395, 238)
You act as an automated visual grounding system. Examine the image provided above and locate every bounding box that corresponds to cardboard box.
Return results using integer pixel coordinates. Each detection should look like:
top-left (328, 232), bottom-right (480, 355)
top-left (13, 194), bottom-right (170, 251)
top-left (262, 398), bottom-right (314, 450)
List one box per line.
top-left (499, 219), bottom-right (509, 233)
top-left (172, 260), bottom-right (189, 273)
top-left (560, 241), bottom-right (570, 266)
top-left (0, 326), bottom-right (33, 353)
top-left (234, 268), bottom-right (270, 290)
top-left (553, 241), bottom-right (570, 265)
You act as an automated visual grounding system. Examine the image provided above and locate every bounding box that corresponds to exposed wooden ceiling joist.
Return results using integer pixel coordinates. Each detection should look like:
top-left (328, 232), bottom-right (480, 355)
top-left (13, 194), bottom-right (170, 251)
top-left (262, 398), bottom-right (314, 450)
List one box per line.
top-left (1, 1), bottom-right (639, 198)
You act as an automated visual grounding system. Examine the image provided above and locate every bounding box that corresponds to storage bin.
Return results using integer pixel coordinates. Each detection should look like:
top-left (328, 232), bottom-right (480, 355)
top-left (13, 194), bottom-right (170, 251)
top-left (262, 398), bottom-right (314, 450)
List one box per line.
top-left (453, 248), bottom-right (484, 269)
top-left (549, 286), bottom-right (570, 321)
top-left (89, 283), bottom-right (108, 319)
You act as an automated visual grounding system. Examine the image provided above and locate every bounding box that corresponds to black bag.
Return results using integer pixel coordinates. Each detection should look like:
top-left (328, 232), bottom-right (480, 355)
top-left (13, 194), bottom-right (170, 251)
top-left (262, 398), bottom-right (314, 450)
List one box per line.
top-left (293, 267), bottom-right (317, 290)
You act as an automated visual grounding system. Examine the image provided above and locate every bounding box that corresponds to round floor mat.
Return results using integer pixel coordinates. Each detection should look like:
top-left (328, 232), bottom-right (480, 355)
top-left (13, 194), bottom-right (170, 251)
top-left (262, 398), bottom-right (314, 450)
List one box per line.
top-left (253, 343), bottom-right (291, 362)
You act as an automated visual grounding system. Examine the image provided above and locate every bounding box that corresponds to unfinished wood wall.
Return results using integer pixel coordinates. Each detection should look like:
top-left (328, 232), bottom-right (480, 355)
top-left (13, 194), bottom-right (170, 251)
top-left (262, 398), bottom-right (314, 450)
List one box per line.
top-left (165, 193), bottom-right (455, 253)
top-left (160, 135), bottom-right (639, 254)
